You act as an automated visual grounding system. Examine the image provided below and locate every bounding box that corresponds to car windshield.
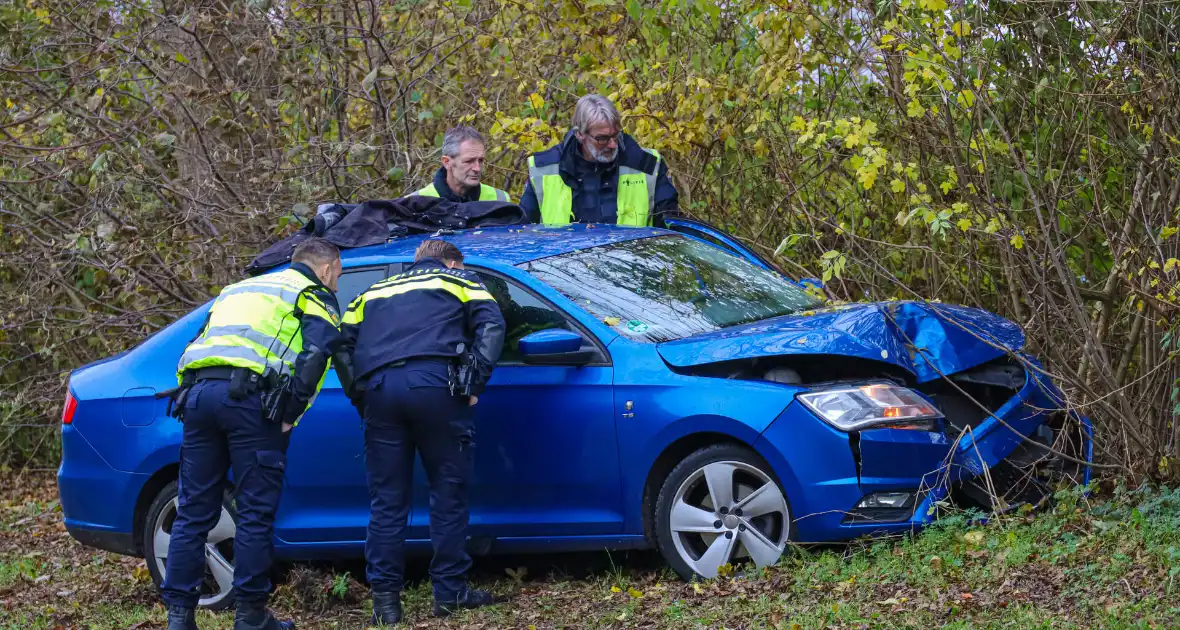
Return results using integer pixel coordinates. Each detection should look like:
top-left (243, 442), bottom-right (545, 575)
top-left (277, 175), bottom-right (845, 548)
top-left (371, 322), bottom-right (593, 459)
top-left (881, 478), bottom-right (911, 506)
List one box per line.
top-left (521, 235), bottom-right (825, 342)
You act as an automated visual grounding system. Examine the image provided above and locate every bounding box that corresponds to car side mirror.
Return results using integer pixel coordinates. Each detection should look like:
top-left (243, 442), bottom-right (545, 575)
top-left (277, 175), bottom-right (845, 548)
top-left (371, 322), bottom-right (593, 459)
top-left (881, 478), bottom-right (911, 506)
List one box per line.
top-left (518, 329), bottom-right (596, 366)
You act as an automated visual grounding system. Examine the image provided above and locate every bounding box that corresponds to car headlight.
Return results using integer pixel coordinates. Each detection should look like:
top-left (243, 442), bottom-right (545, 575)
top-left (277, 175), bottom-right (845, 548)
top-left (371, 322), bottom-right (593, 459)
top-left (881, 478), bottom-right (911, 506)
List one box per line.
top-left (797, 383), bottom-right (942, 432)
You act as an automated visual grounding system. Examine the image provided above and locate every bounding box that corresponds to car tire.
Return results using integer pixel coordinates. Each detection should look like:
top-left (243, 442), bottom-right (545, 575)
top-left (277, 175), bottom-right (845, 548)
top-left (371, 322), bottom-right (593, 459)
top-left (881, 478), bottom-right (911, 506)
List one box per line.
top-left (142, 480), bottom-right (238, 611)
top-left (654, 443), bottom-right (793, 581)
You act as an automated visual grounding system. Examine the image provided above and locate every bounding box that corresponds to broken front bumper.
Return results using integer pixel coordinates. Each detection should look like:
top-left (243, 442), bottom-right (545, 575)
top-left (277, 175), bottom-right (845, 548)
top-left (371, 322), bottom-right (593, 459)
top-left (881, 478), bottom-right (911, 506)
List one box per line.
top-left (753, 356), bottom-right (1093, 544)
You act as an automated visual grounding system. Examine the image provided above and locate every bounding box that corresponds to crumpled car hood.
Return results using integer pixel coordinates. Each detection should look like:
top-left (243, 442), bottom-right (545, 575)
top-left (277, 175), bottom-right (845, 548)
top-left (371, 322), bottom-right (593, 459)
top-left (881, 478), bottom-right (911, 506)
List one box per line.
top-left (656, 301), bottom-right (1025, 382)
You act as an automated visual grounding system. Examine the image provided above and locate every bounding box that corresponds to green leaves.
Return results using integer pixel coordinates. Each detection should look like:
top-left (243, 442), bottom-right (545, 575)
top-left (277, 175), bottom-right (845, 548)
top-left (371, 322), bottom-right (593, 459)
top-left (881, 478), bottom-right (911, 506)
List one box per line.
top-left (820, 250), bottom-right (847, 282)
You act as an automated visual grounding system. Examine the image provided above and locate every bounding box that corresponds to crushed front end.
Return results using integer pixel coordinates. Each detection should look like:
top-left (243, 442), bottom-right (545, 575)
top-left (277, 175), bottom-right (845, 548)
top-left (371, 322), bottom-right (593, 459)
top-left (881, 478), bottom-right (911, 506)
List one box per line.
top-left (755, 355), bottom-right (1093, 543)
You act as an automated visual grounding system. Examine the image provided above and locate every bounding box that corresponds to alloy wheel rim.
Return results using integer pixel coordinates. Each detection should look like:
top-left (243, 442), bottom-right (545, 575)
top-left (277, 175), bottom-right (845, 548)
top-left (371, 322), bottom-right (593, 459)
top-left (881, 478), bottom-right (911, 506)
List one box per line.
top-left (669, 460), bottom-right (790, 579)
top-left (152, 497), bottom-right (236, 607)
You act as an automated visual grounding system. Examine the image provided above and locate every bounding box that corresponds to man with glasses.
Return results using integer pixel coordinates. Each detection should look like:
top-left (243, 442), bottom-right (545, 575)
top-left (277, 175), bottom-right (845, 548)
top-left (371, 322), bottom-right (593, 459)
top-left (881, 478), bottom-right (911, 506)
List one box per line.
top-left (520, 94), bottom-right (679, 227)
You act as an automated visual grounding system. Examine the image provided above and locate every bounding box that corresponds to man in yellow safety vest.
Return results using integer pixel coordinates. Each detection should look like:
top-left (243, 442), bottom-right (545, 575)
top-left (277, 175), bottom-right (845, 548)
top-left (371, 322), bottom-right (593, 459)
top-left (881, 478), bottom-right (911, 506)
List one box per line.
top-left (162, 238), bottom-right (356, 630)
top-left (520, 94), bottom-right (679, 227)
top-left (413, 125), bottom-right (512, 203)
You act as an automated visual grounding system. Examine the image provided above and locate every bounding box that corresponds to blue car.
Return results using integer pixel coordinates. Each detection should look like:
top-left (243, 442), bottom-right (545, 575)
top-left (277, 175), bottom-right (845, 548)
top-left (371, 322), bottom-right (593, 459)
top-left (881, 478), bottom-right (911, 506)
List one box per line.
top-left (57, 218), bottom-right (1091, 609)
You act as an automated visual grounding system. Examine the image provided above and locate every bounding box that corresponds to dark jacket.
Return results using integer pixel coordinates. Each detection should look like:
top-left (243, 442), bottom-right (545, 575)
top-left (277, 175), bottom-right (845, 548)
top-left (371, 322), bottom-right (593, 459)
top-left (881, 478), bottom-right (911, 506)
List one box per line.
top-left (339, 259), bottom-right (506, 395)
top-left (518, 130), bottom-right (679, 226)
top-left (245, 196), bottom-right (528, 276)
top-left (287, 262), bottom-right (355, 419)
top-left (425, 167), bottom-right (481, 202)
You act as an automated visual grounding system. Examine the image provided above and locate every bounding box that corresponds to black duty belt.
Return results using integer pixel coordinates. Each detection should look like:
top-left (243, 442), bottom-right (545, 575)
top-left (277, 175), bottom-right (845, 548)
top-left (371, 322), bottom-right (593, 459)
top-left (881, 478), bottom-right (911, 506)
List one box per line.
top-left (384, 357), bottom-right (451, 369)
top-left (188, 366), bottom-right (241, 381)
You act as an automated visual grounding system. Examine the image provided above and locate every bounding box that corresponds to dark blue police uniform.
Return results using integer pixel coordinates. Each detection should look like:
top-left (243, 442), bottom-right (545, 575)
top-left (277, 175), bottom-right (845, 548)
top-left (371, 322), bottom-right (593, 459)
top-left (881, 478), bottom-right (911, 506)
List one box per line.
top-left (162, 262), bottom-right (351, 630)
top-left (340, 257), bottom-right (505, 622)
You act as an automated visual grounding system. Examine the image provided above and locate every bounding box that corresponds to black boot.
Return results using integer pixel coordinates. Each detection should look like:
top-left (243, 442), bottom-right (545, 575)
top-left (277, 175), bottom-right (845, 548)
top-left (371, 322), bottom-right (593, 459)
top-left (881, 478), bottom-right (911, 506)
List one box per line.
top-left (369, 591), bottom-right (403, 626)
top-left (166, 605), bottom-right (198, 630)
top-left (432, 586), bottom-right (497, 618)
top-left (233, 601), bottom-right (295, 630)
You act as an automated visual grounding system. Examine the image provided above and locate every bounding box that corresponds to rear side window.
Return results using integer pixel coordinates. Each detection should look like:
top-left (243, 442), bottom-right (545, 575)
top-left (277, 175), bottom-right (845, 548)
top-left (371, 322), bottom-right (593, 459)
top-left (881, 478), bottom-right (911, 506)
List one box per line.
top-left (336, 267), bottom-right (390, 309)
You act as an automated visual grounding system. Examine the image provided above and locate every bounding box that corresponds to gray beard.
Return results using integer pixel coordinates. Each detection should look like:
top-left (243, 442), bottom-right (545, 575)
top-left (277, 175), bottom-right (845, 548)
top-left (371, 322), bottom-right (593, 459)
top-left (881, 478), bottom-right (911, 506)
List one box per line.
top-left (585, 142), bottom-right (617, 164)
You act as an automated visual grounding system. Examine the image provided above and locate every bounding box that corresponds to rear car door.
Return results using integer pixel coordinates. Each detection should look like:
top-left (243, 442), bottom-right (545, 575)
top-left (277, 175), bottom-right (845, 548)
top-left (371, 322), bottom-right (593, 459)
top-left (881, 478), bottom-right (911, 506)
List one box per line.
top-left (275, 264), bottom-right (396, 545)
top-left (407, 269), bottom-right (623, 539)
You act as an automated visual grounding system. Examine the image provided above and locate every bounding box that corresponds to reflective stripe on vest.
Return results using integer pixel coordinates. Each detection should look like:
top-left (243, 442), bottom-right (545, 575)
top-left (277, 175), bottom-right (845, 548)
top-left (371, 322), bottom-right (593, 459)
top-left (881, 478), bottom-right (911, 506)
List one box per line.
top-left (415, 183), bottom-right (510, 202)
top-left (527, 149), bottom-right (661, 226)
top-left (177, 268), bottom-right (316, 384)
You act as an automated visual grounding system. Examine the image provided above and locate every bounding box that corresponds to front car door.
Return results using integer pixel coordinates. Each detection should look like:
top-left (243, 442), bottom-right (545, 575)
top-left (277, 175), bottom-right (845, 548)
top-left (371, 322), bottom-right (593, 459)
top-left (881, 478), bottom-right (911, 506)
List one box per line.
top-left (407, 267), bottom-right (623, 540)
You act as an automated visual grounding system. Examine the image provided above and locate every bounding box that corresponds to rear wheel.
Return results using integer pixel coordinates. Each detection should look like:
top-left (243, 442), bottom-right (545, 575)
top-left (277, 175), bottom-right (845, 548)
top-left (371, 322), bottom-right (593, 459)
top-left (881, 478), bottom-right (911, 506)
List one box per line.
top-left (142, 481), bottom-right (238, 611)
top-left (654, 444), bottom-right (793, 580)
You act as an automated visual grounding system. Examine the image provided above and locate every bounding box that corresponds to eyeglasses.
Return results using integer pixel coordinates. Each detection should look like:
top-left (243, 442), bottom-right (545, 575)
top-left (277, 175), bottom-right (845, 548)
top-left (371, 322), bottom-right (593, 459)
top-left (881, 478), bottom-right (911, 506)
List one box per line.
top-left (583, 131), bottom-right (620, 145)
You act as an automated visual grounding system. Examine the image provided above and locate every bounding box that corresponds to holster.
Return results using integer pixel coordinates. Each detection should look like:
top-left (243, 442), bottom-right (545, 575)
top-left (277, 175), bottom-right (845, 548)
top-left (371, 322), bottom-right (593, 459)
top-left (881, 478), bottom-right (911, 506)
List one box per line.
top-left (159, 371), bottom-right (196, 421)
top-left (228, 367), bottom-right (262, 400)
top-left (260, 367), bottom-right (293, 425)
top-left (448, 344), bottom-right (476, 398)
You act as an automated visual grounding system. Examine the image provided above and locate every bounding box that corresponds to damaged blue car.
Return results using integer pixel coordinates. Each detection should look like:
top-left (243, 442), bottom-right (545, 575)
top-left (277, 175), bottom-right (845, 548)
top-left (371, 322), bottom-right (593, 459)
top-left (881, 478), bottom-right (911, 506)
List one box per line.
top-left (57, 218), bottom-right (1092, 608)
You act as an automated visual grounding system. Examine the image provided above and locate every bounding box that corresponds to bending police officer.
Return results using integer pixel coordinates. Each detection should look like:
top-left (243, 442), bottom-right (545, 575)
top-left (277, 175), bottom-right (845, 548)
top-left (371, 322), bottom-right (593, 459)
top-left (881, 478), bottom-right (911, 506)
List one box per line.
top-left (162, 238), bottom-right (357, 630)
top-left (340, 239), bottom-right (505, 625)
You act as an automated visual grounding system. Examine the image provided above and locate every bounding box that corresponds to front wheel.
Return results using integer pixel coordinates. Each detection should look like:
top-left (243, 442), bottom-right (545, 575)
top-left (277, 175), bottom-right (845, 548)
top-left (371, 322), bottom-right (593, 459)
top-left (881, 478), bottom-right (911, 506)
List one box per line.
top-left (654, 444), bottom-right (793, 580)
top-left (142, 481), bottom-right (238, 611)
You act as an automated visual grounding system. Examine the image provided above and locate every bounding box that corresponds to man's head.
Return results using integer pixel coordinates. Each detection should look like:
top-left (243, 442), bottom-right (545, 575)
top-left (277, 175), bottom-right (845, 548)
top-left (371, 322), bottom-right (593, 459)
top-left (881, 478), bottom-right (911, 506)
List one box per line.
top-left (573, 94), bottom-right (622, 164)
top-left (414, 239), bottom-right (465, 270)
top-left (440, 125), bottom-right (486, 196)
top-left (291, 237), bottom-right (342, 292)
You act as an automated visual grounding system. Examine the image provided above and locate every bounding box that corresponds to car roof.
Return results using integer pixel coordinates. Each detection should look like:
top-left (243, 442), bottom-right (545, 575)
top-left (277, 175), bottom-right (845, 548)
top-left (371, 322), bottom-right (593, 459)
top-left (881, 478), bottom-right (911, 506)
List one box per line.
top-left (337, 223), bottom-right (668, 266)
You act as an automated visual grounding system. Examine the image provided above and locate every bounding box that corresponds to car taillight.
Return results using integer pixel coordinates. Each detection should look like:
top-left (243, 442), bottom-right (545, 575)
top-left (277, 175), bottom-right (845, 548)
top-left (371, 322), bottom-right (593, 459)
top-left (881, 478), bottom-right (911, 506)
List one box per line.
top-left (62, 392), bottom-right (77, 425)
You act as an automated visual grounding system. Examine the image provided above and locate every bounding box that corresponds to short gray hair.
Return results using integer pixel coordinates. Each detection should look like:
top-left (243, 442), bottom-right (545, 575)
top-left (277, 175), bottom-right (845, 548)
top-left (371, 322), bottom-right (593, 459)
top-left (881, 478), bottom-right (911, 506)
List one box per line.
top-left (572, 94), bottom-right (621, 134)
top-left (441, 125), bottom-right (485, 158)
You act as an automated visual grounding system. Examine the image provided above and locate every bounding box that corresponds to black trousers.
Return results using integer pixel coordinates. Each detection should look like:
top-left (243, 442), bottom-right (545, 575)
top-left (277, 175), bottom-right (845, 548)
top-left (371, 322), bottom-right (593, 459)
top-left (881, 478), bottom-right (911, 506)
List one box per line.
top-left (160, 378), bottom-right (290, 608)
top-left (362, 359), bottom-right (475, 601)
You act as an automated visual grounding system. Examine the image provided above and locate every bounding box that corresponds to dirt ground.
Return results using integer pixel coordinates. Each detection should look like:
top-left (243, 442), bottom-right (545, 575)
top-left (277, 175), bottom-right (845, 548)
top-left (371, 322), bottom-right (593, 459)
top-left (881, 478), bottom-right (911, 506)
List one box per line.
top-left (6, 469), bottom-right (1180, 629)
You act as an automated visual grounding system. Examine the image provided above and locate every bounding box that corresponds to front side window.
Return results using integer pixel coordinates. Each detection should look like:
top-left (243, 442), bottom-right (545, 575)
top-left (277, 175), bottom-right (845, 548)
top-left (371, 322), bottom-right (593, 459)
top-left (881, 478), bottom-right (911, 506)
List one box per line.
top-left (521, 235), bottom-right (823, 343)
top-left (476, 272), bottom-right (570, 363)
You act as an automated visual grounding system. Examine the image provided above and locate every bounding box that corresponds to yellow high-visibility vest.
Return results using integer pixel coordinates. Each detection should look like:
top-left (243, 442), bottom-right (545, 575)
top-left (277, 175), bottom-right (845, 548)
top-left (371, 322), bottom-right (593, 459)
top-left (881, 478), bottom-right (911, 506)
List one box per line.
top-left (176, 268), bottom-right (340, 419)
top-left (526, 148), bottom-right (662, 226)
top-left (415, 182), bottom-right (511, 203)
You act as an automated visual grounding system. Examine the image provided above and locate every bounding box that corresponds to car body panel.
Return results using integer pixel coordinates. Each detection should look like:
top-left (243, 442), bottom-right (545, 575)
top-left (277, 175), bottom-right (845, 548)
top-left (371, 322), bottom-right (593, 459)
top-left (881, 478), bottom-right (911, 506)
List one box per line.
top-left (656, 301), bottom-right (1024, 384)
top-left (275, 369), bottom-right (370, 544)
top-left (410, 363), bottom-right (622, 540)
top-left (606, 340), bottom-right (798, 533)
top-left (58, 423), bottom-right (146, 543)
top-left (947, 363), bottom-right (1062, 475)
top-left (751, 401), bottom-right (866, 541)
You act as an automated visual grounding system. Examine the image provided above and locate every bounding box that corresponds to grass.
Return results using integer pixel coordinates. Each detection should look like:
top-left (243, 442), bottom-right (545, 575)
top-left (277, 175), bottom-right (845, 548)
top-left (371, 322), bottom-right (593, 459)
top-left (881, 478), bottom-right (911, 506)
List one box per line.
top-left (3, 471), bottom-right (1180, 628)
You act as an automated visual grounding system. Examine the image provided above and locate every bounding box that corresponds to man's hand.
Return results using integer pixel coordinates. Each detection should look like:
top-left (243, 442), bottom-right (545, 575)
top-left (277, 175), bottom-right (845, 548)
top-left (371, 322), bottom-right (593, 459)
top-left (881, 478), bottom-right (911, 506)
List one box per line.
top-left (282, 422), bottom-right (293, 433)
top-left (468, 395), bottom-right (479, 407)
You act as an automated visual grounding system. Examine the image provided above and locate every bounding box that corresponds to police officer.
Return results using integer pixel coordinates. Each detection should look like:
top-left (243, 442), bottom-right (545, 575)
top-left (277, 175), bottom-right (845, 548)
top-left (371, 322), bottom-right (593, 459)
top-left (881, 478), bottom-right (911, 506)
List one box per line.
top-left (162, 238), bottom-right (357, 630)
top-left (340, 239), bottom-right (505, 625)
top-left (413, 125), bottom-right (512, 203)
